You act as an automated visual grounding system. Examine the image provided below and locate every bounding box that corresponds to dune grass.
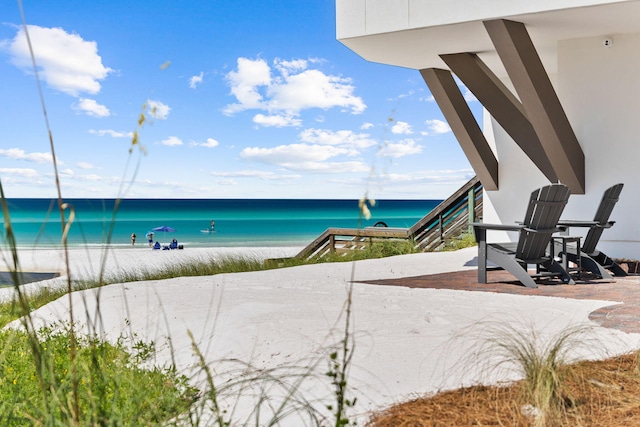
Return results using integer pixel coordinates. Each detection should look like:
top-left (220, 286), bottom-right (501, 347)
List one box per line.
top-left (367, 351), bottom-right (640, 426)
top-left (0, 324), bottom-right (197, 426)
top-left (478, 324), bottom-right (592, 426)
top-left (440, 231), bottom-right (477, 252)
top-left (366, 324), bottom-right (640, 427)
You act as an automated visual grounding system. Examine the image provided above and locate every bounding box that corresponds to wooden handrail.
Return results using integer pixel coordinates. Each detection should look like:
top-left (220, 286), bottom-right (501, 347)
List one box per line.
top-left (290, 177), bottom-right (483, 261)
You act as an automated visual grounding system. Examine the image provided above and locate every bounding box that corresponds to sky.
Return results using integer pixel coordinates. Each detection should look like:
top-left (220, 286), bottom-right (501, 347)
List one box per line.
top-left (0, 1), bottom-right (479, 200)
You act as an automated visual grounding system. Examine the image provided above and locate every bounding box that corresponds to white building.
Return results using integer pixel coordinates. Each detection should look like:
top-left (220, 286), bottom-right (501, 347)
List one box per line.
top-left (336, 0), bottom-right (640, 259)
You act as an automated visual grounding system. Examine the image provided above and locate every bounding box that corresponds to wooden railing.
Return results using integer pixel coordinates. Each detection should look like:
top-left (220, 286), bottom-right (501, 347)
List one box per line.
top-left (292, 176), bottom-right (483, 261)
top-left (294, 227), bottom-right (410, 260)
top-left (409, 176), bottom-right (483, 251)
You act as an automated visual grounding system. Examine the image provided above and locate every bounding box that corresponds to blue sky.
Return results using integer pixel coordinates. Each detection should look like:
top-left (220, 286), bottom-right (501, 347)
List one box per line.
top-left (0, 1), bottom-right (478, 200)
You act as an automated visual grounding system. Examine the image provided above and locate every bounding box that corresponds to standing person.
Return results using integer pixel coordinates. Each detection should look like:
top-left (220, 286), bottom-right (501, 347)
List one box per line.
top-left (131, 233), bottom-right (136, 246)
top-left (146, 232), bottom-right (154, 246)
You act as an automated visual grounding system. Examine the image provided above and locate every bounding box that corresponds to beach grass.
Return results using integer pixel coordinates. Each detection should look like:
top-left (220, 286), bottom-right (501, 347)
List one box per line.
top-left (367, 351), bottom-right (640, 426)
top-left (0, 324), bottom-right (197, 425)
top-left (440, 231), bottom-right (476, 251)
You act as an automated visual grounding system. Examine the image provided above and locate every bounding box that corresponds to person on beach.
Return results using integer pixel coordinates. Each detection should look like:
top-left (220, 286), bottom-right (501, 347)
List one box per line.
top-left (131, 233), bottom-right (136, 246)
top-left (146, 232), bottom-right (154, 246)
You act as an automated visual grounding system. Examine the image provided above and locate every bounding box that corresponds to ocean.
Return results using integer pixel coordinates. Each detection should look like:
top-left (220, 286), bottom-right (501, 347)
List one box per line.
top-left (1, 198), bottom-right (442, 249)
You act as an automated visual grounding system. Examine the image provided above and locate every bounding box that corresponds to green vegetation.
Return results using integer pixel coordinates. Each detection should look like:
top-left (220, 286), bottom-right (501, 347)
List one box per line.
top-left (317, 239), bottom-right (418, 263)
top-left (440, 231), bottom-right (477, 251)
top-left (475, 324), bottom-right (593, 427)
top-left (0, 324), bottom-right (196, 425)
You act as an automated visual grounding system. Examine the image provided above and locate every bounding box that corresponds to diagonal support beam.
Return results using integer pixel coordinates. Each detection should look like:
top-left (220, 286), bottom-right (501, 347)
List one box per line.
top-left (440, 53), bottom-right (557, 183)
top-left (484, 19), bottom-right (585, 194)
top-left (420, 68), bottom-right (498, 190)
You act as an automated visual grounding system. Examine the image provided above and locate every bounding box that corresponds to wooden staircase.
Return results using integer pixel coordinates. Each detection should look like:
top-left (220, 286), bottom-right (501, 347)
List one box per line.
top-left (292, 176), bottom-right (483, 261)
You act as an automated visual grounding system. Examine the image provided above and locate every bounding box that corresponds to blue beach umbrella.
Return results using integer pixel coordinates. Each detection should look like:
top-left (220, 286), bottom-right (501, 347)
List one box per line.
top-left (152, 225), bottom-right (176, 240)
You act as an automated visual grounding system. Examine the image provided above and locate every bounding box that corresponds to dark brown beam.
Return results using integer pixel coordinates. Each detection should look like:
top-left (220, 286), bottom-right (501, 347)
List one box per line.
top-left (440, 53), bottom-right (557, 183)
top-left (484, 19), bottom-right (585, 194)
top-left (420, 68), bottom-right (499, 190)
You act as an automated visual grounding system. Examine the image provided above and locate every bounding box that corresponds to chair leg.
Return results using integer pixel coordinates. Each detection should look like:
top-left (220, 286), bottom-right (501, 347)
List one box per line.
top-left (487, 249), bottom-right (538, 288)
top-left (563, 251), bottom-right (612, 279)
top-left (591, 251), bottom-right (628, 276)
top-left (540, 259), bottom-right (575, 285)
top-left (476, 229), bottom-right (488, 284)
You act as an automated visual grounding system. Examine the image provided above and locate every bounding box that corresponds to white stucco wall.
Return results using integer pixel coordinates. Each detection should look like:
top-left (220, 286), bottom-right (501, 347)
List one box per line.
top-left (336, 0), bottom-right (629, 38)
top-left (483, 32), bottom-right (640, 258)
top-left (560, 33), bottom-right (640, 258)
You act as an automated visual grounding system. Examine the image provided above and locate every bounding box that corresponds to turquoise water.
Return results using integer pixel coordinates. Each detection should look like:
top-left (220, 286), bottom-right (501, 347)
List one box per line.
top-left (1, 199), bottom-right (442, 248)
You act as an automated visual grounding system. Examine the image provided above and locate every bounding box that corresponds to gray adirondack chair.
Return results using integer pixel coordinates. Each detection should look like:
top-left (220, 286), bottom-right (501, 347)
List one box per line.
top-left (473, 184), bottom-right (573, 288)
top-left (557, 183), bottom-right (626, 278)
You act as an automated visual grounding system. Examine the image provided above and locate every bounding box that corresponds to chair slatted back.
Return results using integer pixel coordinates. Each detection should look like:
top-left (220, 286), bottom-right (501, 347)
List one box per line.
top-left (582, 183), bottom-right (623, 254)
top-left (516, 184), bottom-right (571, 261)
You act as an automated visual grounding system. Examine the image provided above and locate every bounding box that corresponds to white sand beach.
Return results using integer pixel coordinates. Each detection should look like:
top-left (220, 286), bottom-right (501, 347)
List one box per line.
top-left (3, 246), bottom-right (640, 424)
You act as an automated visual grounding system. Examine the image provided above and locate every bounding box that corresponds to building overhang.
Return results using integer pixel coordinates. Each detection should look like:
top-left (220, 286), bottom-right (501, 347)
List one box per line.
top-left (337, 0), bottom-right (640, 77)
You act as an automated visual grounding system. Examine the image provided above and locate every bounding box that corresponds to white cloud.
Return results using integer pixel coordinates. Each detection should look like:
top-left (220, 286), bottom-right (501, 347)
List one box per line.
top-left (209, 170), bottom-right (301, 180)
top-left (274, 58), bottom-right (308, 76)
top-left (425, 119), bottom-right (451, 135)
top-left (360, 122), bottom-right (374, 130)
top-left (210, 170), bottom-right (274, 178)
top-left (463, 89), bottom-right (477, 102)
top-left (238, 128), bottom-right (381, 173)
top-left (160, 136), bottom-right (183, 146)
top-left (76, 161), bottom-right (97, 169)
top-left (147, 100), bottom-right (171, 120)
top-left (64, 173), bottom-right (107, 182)
top-left (0, 148), bottom-right (54, 163)
top-left (391, 121), bottom-right (413, 135)
top-left (201, 138), bottom-right (219, 148)
top-left (6, 25), bottom-right (112, 96)
top-left (224, 57), bottom-right (366, 122)
top-left (89, 129), bottom-right (133, 138)
top-left (75, 98), bottom-right (110, 117)
top-left (298, 128), bottom-right (376, 149)
top-left (241, 143), bottom-right (350, 163)
top-left (253, 114), bottom-right (301, 127)
top-left (452, 77), bottom-right (477, 102)
top-left (191, 138), bottom-right (219, 148)
top-left (377, 139), bottom-right (423, 158)
top-left (268, 69), bottom-right (365, 114)
top-left (383, 169), bottom-right (476, 184)
top-left (189, 71), bottom-right (204, 89)
top-left (224, 57), bottom-right (271, 114)
top-left (240, 143), bottom-right (368, 173)
top-left (0, 168), bottom-right (39, 178)
top-left (286, 160), bottom-right (369, 173)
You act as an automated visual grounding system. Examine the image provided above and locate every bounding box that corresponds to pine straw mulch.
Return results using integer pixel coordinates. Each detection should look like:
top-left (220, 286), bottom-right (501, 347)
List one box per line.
top-left (366, 353), bottom-right (640, 426)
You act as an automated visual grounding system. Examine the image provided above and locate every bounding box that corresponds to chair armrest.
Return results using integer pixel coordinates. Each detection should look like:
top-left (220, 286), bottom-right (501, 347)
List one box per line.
top-left (558, 219), bottom-right (616, 230)
top-left (522, 227), bottom-right (563, 234)
top-left (472, 222), bottom-right (524, 232)
top-left (557, 220), bottom-right (598, 228)
top-left (472, 222), bottom-right (523, 244)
